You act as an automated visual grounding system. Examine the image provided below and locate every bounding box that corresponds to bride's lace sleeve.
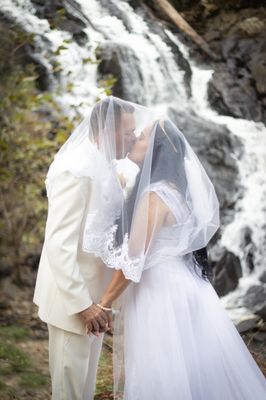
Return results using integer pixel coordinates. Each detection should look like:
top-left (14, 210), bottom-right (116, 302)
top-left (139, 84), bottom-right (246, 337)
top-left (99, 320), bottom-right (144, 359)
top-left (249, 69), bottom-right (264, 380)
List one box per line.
top-left (102, 181), bottom-right (185, 282)
top-left (147, 181), bottom-right (189, 223)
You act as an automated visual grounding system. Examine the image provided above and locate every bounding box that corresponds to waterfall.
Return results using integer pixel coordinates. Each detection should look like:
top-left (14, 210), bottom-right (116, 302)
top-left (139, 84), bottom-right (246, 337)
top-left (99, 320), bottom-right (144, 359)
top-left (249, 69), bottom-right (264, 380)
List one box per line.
top-left (166, 31), bottom-right (266, 322)
top-left (2, 0), bottom-right (266, 324)
top-left (2, 0), bottom-right (188, 114)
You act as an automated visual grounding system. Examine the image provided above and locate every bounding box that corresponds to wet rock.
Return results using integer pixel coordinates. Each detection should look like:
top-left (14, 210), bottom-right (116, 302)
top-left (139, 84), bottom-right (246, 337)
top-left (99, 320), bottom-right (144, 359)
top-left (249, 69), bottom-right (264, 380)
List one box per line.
top-left (243, 285), bottom-right (266, 308)
top-left (236, 314), bottom-right (261, 334)
top-left (205, 12), bottom-right (266, 124)
top-left (31, 0), bottom-right (88, 38)
top-left (200, 1), bottom-right (266, 12)
top-left (254, 304), bottom-right (266, 321)
top-left (258, 270), bottom-right (266, 284)
top-left (241, 227), bottom-right (255, 273)
top-left (148, 2), bottom-right (266, 124)
top-left (208, 66), bottom-right (263, 123)
top-left (209, 33), bottom-right (266, 121)
top-left (253, 330), bottom-right (266, 343)
top-left (162, 33), bottom-right (192, 98)
top-left (168, 108), bottom-right (242, 221)
top-left (98, 0), bottom-right (136, 33)
top-left (241, 285), bottom-right (266, 321)
top-left (72, 30), bottom-right (89, 47)
top-left (248, 52), bottom-right (266, 97)
top-left (0, 15), bottom-right (52, 91)
top-left (28, 54), bottom-right (52, 91)
top-left (211, 249), bottom-right (242, 296)
top-left (96, 42), bottom-right (144, 103)
top-left (235, 17), bottom-right (265, 37)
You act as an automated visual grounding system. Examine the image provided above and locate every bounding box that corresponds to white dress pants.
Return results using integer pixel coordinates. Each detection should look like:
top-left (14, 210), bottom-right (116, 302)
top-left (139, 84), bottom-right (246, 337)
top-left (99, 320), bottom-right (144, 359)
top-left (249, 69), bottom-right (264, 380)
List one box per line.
top-left (47, 323), bottom-right (104, 400)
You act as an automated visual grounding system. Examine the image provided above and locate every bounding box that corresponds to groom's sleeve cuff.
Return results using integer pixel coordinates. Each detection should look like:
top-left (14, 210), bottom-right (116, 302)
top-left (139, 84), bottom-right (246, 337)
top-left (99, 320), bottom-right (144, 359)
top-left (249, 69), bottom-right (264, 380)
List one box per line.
top-left (66, 295), bottom-right (94, 316)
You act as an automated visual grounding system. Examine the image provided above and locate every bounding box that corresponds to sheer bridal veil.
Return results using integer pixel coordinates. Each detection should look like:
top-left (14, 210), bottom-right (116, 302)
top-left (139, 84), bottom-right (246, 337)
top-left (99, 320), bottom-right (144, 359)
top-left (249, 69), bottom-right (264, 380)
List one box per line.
top-left (46, 95), bottom-right (219, 281)
top-left (45, 95), bottom-right (220, 398)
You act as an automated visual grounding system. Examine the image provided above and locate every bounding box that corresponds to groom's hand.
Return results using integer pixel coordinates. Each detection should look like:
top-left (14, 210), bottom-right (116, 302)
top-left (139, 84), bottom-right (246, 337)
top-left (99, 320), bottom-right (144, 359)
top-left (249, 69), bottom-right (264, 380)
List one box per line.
top-left (78, 303), bottom-right (109, 336)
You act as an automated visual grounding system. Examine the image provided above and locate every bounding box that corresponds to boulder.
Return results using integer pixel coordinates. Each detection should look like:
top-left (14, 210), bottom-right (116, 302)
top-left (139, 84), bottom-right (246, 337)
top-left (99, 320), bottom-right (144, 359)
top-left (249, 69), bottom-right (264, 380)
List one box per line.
top-left (168, 108), bottom-right (242, 220)
top-left (211, 249), bottom-right (242, 296)
top-left (31, 0), bottom-right (88, 38)
top-left (235, 314), bottom-right (261, 334)
top-left (96, 42), bottom-right (145, 103)
top-left (258, 270), bottom-right (266, 284)
top-left (208, 67), bottom-right (263, 123)
top-left (242, 284), bottom-right (266, 311)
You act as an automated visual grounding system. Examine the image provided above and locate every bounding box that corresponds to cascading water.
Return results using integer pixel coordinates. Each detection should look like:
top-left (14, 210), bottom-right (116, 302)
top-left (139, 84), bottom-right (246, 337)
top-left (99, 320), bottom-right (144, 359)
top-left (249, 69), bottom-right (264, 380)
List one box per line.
top-left (2, 0), bottom-right (266, 324)
top-left (166, 31), bottom-right (266, 323)
top-left (2, 0), bottom-right (188, 115)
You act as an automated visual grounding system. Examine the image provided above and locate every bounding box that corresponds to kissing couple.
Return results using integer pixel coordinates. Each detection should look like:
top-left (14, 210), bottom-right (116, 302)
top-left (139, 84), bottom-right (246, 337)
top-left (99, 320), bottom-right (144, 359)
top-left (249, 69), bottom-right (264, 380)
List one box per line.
top-left (33, 96), bottom-right (266, 400)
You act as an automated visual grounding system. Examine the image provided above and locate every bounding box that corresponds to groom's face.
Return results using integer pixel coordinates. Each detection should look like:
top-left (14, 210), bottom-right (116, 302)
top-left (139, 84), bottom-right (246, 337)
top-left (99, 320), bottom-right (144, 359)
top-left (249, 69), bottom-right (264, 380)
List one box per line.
top-left (115, 112), bottom-right (136, 160)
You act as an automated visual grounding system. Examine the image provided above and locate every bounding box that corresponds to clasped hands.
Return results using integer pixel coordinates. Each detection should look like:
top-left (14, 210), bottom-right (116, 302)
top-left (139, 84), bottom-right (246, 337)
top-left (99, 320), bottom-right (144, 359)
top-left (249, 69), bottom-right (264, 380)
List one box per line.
top-left (78, 302), bottom-right (113, 336)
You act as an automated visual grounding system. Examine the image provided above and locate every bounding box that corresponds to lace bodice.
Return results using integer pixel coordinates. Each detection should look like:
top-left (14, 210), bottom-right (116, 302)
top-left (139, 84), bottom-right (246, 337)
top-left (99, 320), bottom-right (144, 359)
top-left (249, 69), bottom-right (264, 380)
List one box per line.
top-left (83, 179), bottom-right (193, 282)
top-left (143, 180), bottom-right (190, 229)
top-left (142, 181), bottom-right (192, 263)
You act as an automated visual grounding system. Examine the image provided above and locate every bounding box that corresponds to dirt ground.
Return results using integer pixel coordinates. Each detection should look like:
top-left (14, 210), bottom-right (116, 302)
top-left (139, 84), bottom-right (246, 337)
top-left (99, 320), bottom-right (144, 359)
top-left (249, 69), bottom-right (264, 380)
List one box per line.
top-left (0, 277), bottom-right (265, 399)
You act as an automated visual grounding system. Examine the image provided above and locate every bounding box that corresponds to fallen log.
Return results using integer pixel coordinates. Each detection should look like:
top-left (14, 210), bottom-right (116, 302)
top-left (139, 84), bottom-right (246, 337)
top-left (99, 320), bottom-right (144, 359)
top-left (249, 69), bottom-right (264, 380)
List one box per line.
top-left (155, 0), bottom-right (220, 60)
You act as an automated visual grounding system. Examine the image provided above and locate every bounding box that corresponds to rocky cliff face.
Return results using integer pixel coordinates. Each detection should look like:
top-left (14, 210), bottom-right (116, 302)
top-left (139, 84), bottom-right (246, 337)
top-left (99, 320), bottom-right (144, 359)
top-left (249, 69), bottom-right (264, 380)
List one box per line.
top-left (136, 0), bottom-right (266, 124)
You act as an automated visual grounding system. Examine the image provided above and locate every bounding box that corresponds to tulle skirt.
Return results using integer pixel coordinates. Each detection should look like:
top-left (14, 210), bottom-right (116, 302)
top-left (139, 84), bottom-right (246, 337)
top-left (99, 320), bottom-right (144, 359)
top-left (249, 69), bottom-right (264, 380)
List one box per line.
top-left (120, 255), bottom-right (266, 400)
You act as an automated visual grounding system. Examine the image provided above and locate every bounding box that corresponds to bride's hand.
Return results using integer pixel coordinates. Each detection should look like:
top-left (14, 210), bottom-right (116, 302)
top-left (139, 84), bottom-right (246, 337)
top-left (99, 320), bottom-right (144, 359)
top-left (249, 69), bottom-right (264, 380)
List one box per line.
top-left (92, 313), bottom-right (113, 335)
top-left (86, 305), bottom-right (113, 336)
top-left (104, 309), bottom-right (113, 334)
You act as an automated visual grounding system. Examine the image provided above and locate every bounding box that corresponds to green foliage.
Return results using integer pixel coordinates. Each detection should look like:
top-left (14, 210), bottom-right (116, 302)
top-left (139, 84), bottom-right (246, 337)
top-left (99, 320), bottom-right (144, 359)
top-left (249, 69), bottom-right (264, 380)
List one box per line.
top-left (0, 64), bottom-right (74, 272)
top-left (95, 337), bottom-right (113, 396)
top-left (0, 23), bottom-right (74, 277)
top-left (0, 380), bottom-right (7, 390)
top-left (0, 23), bottom-right (35, 77)
top-left (0, 325), bottom-right (49, 393)
top-left (18, 371), bottom-right (49, 388)
top-left (0, 343), bottom-right (30, 373)
top-left (48, 7), bottom-right (66, 30)
top-left (82, 56), bottom-right (101, 65)
top-left (0, 326), bottom-right (30, 341)
top-left (0, 20), bottom-right (117, 278)
top-left (98, 74), bottom-right (118, 96)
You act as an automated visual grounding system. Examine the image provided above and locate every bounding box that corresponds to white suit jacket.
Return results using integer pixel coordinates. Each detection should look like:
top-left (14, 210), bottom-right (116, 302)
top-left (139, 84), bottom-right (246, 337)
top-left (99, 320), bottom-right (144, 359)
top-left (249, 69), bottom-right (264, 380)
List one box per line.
top-left (33, 170), bottom-right (115, 335)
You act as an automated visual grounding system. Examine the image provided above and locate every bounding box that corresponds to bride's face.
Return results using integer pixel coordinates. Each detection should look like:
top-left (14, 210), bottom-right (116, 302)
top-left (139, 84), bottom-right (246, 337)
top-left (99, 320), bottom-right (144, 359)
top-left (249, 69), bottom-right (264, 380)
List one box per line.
top-left (128, 123), bottom-right (154, 167)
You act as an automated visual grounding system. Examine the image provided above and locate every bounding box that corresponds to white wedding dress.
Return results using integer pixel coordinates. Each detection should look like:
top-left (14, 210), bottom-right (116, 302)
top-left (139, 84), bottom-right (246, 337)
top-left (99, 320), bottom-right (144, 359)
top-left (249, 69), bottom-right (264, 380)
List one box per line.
top-left (118, 181), bottom-right (266, 400)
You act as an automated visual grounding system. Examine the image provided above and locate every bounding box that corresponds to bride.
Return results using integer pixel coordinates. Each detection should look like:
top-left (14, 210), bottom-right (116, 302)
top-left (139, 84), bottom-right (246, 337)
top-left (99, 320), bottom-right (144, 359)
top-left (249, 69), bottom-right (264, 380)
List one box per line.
top-left (80, 98), bottom-right (266, 399)
top-left (92, 115), bottom-right (266, 400)
top-left (55, 96), bottom-right (266, 400)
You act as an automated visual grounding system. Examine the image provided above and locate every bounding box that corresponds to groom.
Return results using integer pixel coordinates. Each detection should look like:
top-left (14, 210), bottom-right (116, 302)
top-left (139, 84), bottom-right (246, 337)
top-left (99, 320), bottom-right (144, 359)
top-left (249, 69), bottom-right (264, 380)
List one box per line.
top-left (33, 98), bottom-right (136, 400)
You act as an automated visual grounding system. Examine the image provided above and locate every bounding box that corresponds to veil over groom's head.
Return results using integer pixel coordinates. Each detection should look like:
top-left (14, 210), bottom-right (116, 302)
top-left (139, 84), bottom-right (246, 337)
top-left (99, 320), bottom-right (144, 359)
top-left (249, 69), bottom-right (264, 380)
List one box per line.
top-left (89, 96), bottom-right (137, 160)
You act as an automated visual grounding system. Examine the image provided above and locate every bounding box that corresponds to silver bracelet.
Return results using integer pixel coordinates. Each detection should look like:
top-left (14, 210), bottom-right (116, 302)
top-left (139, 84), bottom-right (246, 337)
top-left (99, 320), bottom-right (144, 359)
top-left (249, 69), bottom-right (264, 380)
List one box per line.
top-left (96, 303), bottom-right (112, 312)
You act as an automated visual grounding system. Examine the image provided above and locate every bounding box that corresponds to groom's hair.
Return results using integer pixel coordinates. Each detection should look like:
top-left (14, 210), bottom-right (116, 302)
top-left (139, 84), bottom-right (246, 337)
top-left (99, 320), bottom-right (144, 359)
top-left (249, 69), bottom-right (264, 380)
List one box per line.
top-left (90, 97), bottom-right (134, 138)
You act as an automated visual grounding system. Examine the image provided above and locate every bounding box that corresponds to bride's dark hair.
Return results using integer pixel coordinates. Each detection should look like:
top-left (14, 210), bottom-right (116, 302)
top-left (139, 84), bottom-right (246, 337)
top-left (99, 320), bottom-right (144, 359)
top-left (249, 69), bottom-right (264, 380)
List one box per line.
top-left (116, 119), bottom-right (213, 282)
